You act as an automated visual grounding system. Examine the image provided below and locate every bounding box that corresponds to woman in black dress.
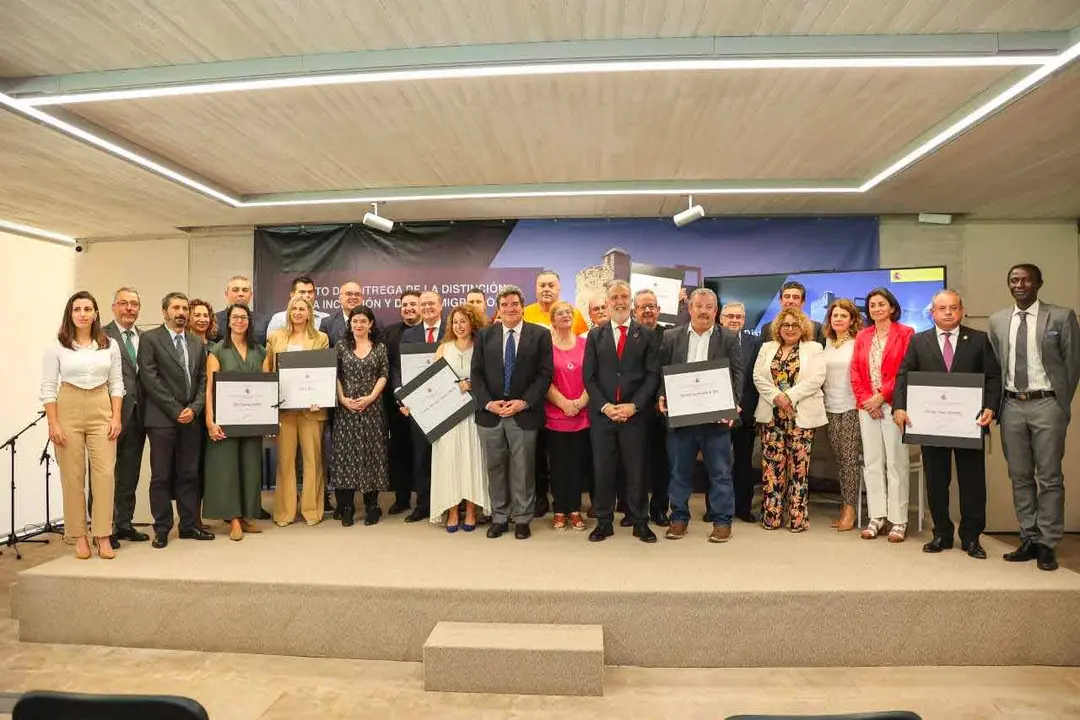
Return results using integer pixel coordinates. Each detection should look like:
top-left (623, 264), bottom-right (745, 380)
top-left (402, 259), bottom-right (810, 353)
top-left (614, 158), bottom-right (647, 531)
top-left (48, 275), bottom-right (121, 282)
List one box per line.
top-left (331, 306), bottom-right (390, 526)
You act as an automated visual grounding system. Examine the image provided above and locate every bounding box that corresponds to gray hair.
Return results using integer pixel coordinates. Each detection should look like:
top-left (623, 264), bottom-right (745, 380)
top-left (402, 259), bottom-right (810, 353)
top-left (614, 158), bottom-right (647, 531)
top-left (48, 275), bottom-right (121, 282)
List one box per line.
top-left (721, 301), bottom-right (745, 313)
top-left (535, 269), bottom-right (560, 281)
top-left (931, 288), bottom-right (963, 307)
top-left (497, 284), bottom-right (525, 304)
top-left (605, 279), bottom-right (631, 298)
top-left (689, 288), bottom-right (718, 305)
top-left (633, 288), bottom-right (657, 300)
top-left (113, 286), bottom-right (139, 303)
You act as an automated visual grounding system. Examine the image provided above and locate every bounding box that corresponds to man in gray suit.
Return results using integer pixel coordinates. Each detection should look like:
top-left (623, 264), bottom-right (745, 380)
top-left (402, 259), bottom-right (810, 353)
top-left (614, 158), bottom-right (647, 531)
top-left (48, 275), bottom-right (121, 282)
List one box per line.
top-left (989, 263), bottom-right (1080, 571)
top-left (103, 286), bottom-right (150, 546)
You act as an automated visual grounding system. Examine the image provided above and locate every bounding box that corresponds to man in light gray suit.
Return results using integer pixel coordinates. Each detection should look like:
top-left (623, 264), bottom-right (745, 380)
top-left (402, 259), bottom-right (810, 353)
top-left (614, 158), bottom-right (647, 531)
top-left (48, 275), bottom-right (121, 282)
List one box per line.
top-left (988, 263), bottom-right (1080, 571)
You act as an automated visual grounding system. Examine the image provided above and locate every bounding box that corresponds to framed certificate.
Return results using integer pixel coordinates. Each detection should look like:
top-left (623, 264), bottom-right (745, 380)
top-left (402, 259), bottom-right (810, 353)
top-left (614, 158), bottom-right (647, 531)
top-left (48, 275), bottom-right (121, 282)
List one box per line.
top-left (400, 342), bottom-right (439, 387)
top-left (663, 359), bottom-right (737, 428)
top-left (630, 263), bottom-right (685, 325)
top-left (214, 372), bottom-right (279, 436)
top-left (394, 358), bottom-right (477, 444)
top-left (277, 349), bottom-right (337, 410)
top-left (902, 371), bottom-right (986, 450)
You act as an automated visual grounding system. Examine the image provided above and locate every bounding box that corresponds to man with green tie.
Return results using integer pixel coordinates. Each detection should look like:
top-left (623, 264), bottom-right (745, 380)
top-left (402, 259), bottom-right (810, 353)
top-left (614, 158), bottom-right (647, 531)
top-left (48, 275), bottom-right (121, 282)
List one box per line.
top-left (104, 286), bottom-right (150, 545)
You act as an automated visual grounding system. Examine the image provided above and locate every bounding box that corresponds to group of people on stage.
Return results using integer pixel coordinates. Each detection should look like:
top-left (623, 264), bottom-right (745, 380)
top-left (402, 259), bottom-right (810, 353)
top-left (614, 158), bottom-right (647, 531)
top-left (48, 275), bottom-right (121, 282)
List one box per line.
top-left (41, 264), bottom-right (1078, 570)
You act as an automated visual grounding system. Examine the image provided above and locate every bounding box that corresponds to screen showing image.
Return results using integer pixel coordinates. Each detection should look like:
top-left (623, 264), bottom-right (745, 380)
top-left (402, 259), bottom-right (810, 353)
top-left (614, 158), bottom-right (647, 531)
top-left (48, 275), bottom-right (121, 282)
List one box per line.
top-left (707, 266), bottom-right (946, 335)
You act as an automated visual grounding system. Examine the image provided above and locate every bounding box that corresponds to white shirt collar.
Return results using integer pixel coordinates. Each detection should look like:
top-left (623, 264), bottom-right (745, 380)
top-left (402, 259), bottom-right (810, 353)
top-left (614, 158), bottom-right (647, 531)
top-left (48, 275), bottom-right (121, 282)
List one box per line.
top-left (688, 323), bottom-right (715, 337)
top-left (935, 325), bottom-right (959, 338)
top-left (168, 327), bottom-right (185, 341)
top-left (503, 320), bottom-right (524, 335)
top-left (612, 317), bottom-right (631, 330)
top-left (1015, 300), bottom-right (1040, 317)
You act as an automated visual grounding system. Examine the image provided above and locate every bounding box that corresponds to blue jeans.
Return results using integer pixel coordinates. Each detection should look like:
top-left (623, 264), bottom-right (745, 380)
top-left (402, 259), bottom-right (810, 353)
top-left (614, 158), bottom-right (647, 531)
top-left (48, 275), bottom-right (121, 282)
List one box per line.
top-left (667, 424), bottom-right (734, 526)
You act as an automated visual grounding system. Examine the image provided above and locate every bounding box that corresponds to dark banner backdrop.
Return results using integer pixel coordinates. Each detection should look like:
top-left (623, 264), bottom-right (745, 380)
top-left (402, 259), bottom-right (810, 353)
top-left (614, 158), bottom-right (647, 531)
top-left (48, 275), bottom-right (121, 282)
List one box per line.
top-left (254, 217), bottom-right (879, 326)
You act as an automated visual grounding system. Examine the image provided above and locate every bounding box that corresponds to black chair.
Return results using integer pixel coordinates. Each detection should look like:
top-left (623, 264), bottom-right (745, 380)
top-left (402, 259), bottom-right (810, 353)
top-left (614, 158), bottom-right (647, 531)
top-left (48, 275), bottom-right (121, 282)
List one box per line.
top-left (13, 690), bottom-right (209, 720)
top-left (727, 713), bottom-right (921, 720)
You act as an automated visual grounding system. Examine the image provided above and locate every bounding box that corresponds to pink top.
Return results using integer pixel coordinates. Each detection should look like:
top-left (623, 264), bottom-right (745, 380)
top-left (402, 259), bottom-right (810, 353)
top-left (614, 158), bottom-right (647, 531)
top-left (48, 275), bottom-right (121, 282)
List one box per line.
top-left (545, 336), bottom-right (590, 432)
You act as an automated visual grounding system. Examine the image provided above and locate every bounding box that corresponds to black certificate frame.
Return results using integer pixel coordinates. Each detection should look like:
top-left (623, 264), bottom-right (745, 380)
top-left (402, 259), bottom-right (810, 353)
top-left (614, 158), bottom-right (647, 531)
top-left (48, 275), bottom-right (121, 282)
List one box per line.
top-left (276, 348), bottom-right (338, 409)
top-left (214, 371), bottom-right (280, 436)
top-left (662, 359), bottom-right (737, 428)
top-left (394, 357), bottom-right (478, 444)
top-left (631, 262), bottom-right (685, 325)
top-left (902, 371), bottom-right (986, 450)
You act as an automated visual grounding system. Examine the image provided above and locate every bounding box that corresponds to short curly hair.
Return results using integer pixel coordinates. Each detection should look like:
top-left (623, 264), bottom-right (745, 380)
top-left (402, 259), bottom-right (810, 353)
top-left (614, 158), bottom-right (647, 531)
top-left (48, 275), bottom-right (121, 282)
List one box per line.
top-left (770, 308), bottom-right (814, 343)
top-left (442, 303), bottom-right (487, 342)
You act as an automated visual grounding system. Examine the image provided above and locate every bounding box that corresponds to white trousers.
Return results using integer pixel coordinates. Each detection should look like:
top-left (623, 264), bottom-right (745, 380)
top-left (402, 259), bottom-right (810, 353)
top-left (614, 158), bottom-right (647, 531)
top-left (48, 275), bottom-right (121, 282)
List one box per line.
top-left (858, 404), bottom-right (909, 524)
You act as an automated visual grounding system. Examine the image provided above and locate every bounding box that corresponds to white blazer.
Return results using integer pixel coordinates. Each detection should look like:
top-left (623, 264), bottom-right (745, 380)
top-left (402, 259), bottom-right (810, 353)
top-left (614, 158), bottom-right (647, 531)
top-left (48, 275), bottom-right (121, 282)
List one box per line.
top-left (753, 340), bottom-right (828, 429)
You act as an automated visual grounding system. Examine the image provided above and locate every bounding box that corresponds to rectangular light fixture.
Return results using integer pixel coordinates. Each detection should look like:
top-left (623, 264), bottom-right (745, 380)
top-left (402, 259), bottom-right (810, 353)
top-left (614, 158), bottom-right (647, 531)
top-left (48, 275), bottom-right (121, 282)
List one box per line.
top-left (0, 218), bottom-right (75, 244)
top-left (20, 54), bottom-right (1054, 107)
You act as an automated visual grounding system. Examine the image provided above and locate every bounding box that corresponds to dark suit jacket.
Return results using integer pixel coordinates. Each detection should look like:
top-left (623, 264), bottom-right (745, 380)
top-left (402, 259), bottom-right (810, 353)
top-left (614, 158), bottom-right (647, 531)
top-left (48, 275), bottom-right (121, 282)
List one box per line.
top-left (137, 325), bottom-right (208, 428)
top-left (210, 308), bottom-right (269, 347)
top-left (738, 332), bottom-right (762, 424)
top-left (470, 321), bottom-right (554, 431)
top-left (658, 323), bottom-right (744, 405)
top-left (103, 320), bottom-right (142, 429)
top-left (583, 319), bottom-right (661, 421)
top-left (893, 325), bottom-right (1002, 418)
top-left (391, 319), bottom-right (446, 389)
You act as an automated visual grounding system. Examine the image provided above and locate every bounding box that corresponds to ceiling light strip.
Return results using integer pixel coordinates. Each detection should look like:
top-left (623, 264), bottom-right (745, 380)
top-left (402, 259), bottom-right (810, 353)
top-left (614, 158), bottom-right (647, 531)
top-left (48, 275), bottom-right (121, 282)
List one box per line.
top-left (22, 55), bottom-right (1053, 106)
top-left (0, 218), bottom-right (75, 244)
top-left (861, 38), bottom-right (1080, 191)
top-left (0, 92), bottom-right (242, 206)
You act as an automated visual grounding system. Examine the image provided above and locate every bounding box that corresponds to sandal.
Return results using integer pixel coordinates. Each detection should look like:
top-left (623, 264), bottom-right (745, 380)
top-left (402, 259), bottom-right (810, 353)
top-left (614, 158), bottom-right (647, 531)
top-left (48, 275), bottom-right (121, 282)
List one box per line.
top-left (552, 513), bottom-right (567, 530)
top-left (888, 522), bottom-right (907, 543)
top-left (569, 512), bottom-right (586, 531)
top-left (861, 517), bottom-right (886, 540)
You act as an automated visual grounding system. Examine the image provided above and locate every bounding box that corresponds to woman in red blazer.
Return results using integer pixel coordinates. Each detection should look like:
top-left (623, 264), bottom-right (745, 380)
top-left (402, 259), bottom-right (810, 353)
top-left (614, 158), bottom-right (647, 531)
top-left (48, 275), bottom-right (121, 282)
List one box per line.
top-left (850, 288), bottom-right (914, 543)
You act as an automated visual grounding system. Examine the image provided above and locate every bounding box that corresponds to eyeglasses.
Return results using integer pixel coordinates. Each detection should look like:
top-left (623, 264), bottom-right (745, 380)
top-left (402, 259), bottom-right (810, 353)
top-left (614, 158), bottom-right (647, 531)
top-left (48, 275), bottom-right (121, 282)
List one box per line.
top-left (342, 291), bottom-right (363, 298)
top-left (720, 313), bottom-right (744, 320)
top-left (637, 304), bottom-right (658, 311)
top-left (779, 323), bottom-right (801, 330)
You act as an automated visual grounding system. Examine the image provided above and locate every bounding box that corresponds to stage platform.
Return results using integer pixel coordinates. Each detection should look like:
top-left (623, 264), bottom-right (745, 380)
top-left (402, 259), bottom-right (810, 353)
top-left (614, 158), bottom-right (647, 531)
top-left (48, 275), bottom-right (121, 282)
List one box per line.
top-left (13, 497), bottom-right (1080, 669)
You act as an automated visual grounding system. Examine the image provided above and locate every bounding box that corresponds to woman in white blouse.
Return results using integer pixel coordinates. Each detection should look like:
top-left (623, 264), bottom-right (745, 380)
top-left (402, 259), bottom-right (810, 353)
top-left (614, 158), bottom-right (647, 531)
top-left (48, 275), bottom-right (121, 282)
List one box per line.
top-left (41, 291), bottom-right (125, 559)
top-left (821, 299), bottom-right (864, 532)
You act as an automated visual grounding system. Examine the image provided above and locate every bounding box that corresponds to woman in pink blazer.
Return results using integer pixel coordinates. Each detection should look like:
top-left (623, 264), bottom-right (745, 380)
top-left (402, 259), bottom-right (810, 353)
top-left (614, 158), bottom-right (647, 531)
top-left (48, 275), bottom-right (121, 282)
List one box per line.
top-left (850, 288), bottom-right (914, 542)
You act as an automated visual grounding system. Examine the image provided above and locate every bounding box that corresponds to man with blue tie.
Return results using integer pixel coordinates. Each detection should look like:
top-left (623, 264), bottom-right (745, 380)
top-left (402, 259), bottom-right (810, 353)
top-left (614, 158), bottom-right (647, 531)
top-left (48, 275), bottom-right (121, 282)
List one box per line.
top-left (471, 286), bottom-right (553, 539)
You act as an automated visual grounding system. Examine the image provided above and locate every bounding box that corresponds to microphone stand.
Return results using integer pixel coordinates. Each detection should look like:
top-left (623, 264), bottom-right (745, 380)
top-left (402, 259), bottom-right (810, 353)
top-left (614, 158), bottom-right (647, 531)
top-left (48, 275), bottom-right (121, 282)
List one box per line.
top-left (37, 435), bottom-right (65, 538)
top-left (2, 411), bottom-right (51, 559)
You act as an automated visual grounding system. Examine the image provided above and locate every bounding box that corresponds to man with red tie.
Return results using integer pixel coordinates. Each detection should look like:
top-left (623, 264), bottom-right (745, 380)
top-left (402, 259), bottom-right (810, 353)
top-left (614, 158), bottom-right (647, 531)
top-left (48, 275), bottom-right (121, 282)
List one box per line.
top-left (893, 290), bottom-right (1001, 560)
top-left (583, 280), bottom-right (662, 543)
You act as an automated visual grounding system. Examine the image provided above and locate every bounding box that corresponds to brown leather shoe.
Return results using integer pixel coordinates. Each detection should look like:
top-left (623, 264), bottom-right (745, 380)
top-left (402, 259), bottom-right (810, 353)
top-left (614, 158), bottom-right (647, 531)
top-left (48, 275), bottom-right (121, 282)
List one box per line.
top-left (665, 522), bottom-right (688, 540)
top-left (709, 525), bottom-right (732, 543)
top-left (240, 519), bottom-right (262, 533)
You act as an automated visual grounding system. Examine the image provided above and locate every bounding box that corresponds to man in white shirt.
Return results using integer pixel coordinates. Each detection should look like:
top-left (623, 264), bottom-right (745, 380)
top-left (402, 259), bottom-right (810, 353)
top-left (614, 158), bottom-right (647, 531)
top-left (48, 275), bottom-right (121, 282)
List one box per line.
top-left (103, 287), bottom-right (149, 545)
top-left (988, 264), bottom-right (1080, 571)
top-left (266, 276), bottom-right (329, 335)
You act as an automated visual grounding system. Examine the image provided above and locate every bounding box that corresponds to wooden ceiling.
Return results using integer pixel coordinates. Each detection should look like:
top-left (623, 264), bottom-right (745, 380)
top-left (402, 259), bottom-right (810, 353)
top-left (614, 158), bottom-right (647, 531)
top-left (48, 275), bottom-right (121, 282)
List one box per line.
top-left (0, 0), bottom-right (1078, 238)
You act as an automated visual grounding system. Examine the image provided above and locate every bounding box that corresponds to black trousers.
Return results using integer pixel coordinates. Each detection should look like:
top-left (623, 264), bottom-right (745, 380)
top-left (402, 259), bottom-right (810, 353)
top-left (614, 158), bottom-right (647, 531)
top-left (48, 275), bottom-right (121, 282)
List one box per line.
top-left (731, 421), bottom-right (756, 517)
top-left (591, 415), bottom-right (649, 524)
top-left (335, 489), bottom-right (378, 510)
top-left (922, 445), bottom-right (986, 542)
top-left (410, 422), bottom-right (433, 513)
top-left (112, 411), bottom-right (146, 531)
top-left (147, 424), bottom-right (202, 534)
top-left (386, 402), bottom-right (415, 506)
top-left (646, 413), bottom-right (669, 517)
top-left (546, 428), bottom-right (590, 514)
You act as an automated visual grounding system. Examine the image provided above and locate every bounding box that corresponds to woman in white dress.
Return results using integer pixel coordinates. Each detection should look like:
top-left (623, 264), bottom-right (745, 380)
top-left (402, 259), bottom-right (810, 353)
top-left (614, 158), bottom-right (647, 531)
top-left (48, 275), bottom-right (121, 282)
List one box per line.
top-left (429, 304), bottom-right (491, 532)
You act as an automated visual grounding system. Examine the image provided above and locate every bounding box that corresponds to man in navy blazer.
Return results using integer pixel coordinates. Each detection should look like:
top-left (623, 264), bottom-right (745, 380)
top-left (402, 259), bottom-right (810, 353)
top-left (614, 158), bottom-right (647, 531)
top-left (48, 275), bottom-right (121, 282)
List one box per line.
top-left (718, 301), bottom-right (761, 524)
top-left (471, 286), bottom-right (553, 539)
top-left (659, 289), bottom-right (744, 543)
top-left (584, 280), bottom-right (662, 543)
top-left (893, 290), bottom-right (1001, 560)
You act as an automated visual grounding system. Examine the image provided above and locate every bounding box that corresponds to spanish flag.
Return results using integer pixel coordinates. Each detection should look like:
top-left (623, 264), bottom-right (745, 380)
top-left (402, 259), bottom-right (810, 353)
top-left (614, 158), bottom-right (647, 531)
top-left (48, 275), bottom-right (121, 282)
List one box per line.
top-left (890, 267), bottom-right (945, 283)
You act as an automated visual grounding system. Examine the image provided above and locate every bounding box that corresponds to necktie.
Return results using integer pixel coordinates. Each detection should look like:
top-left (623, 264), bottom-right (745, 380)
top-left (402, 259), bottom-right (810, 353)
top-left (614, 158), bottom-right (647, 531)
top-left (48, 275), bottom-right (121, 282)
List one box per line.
top-left (615, 325), bottom-right (627, 402)
top-left (1014, 311), bottom-right (1029, 391)
top-left (174, 334), bottom-right (191, 395)
top-left (426, 326), bottom-right (435, 343)
top-left (123, 330), bottom-right (136, 363)
top-left (503, 329), bottom-right (516, 397)
top-left (941, 331), bottom-right (954, 372)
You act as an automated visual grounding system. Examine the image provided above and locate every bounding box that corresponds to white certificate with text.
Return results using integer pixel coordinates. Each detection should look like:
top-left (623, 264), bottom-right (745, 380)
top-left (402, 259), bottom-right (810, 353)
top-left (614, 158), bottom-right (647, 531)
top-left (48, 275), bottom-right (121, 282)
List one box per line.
top-left (905, 385), bottom-right (983, 440)
top-left (401, 364), bottom-right (474, 437)
top-left (215, 379), bottom-right (279, 426)
top-left (278, 366), bottom-right (337, 409)
top-left (664, 361), bottom-right (736, 428)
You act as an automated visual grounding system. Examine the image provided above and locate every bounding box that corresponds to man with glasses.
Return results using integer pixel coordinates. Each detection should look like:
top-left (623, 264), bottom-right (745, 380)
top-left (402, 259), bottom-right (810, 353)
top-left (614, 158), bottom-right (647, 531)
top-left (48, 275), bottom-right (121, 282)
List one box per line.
top-left (720, 302), bottom-right (759, 523)
top-left (322, 281), bottom-right (365, 347)
top-left (633, 289), bottom-right (673, 526)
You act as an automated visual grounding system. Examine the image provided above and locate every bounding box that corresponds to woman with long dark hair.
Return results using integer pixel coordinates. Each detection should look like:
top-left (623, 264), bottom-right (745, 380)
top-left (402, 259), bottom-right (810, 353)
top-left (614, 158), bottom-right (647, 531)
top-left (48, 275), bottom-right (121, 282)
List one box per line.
top-left (40, 291), bottom-right (125, 559)
top-left (203, 304), bottom-right (267, 540)
top-left (331, 306), bottom-right (390, 526)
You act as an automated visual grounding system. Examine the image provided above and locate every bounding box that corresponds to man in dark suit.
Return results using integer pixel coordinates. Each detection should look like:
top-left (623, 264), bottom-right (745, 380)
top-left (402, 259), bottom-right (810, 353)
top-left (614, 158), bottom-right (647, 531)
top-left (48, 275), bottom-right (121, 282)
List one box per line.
top-left (138, 292), bottom-right (213, 548)
top-left (584, 280), bottom-right (662, 543)
top-left (893, 289), bottom-right (1001, 560)
top-left (471, 286), bottom-right (553, 539)
top-left (659, 288), bottom-right (744, 542)
top-left (210, 275), bottom-right (269, 346)
top-left (103, 286), bottom-right (150, 545)
top-left (392, 290), bottom-right (447, 523)
top-left (384, 290), bottom-right (422, 515)
top-left (322, 281), bottom-right (365, 348)
top-left (720, 301), bottom-right (760, 524)
top-left (766, 281), bottom-right (826, 345)
top-left (633, 288), bottom-right (673, 527)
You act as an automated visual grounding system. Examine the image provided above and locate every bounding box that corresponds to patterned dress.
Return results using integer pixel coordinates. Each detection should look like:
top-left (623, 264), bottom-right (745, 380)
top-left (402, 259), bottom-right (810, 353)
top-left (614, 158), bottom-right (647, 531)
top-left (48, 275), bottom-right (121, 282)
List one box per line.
top-left (331, 342), bottom-right (390, 492)
top-left (759, 343), bottom-right (816, 530)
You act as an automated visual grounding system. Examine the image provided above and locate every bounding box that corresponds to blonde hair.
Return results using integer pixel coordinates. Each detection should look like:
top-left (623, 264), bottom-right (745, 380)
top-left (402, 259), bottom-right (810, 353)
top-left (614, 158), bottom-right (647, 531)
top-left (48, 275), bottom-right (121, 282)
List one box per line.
top-left (548, 300), bottom-right (575, 326)
top-left (284, 296), bottom-right (318, 339)
top-left (770, 308), bottom-right (814, 343)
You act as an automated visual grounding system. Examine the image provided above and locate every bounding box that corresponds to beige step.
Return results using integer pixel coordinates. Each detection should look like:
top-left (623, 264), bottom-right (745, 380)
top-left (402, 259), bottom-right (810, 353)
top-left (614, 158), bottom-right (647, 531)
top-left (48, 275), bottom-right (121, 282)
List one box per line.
top-left (423, 621), bottom-right (604, 696)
